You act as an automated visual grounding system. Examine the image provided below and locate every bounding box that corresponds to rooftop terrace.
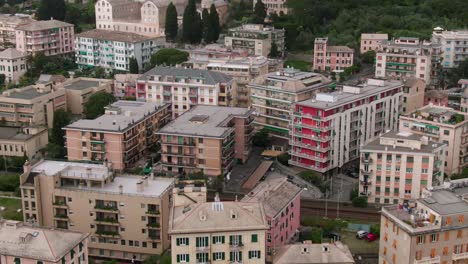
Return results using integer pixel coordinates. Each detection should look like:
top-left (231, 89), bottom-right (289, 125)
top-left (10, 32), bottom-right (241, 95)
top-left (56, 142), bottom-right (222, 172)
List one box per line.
top-left (405, 105), bottom-right (466, 125)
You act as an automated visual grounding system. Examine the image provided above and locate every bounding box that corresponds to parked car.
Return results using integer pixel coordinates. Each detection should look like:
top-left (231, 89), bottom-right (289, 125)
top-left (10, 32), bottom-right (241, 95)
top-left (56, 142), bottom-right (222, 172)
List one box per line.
top-left (287, 175), bottom-right (294, 180)
top-left (365, 233), bottom-right (377, 242)
top-left (328, 232), bottom-right (341, 241)
top-left (356, 230), bottom-right (368, 239)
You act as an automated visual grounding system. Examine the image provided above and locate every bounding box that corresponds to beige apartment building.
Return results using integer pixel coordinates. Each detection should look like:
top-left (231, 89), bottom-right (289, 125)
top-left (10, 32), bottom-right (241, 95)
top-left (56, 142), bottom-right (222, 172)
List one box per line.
top-left (20, 160), bottom-right (174, 261)
top-left (64, 100), bottom-right (170, 171)
top-left (379, 181), bottom-right (468, 264)
top-left (402, 78), bottom-right (425, 115)
top-left (248, 68), bottom-right (333, 140)
top-left (0, 82), bottom-right (67, 128)
top-left (224, 24), bottom-right (285, 57)
top-left (168, 198), bottom-right (269, 264)
top-left (0, 14), bottom-right (35, 49)
top-left (137, 67), bottom-right (235, 118)
top-left (156, 105), bottom-right (254, 176)
top-left (0, 48), bottom-right (27, 84)
top-left (59, 77), bottom-right (113, 114)
top-left (0, 220), bottom-right (89, 264)
top-left (399, 105), bottom-right (468, 175)
top-left (360, 33), bottom-right (388, 54)
top-left (0, 126), bottom-right (48, 159)
top-left (359, 131), bottom-right (446, 205)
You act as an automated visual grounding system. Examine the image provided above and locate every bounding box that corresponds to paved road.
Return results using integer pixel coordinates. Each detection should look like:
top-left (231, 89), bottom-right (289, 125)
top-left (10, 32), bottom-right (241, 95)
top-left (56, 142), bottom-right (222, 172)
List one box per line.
top-left (329, 173), bottom-right (359, 202)
top-left (225, 147), bottom-right (263, 193)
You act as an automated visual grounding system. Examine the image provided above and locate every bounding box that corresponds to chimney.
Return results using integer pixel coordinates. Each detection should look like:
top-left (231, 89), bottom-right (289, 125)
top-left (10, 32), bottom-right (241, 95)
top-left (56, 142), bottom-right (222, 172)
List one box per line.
top-left (118, 184), bottom-right (123, 194)
top-left (136, 180), bottom-right (143, 192)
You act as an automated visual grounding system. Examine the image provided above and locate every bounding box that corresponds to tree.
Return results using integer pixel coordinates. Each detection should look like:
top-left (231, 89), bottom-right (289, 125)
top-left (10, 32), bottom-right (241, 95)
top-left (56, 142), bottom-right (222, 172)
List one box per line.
top-left (87, 0), bottom-right (96, 24)
top-left (182, 0), bottom-right (202, 44)
top-left (0, 74), bottom-right (5, 86)
top-left (449, 58), bottom-right (468, 86)
top-left (361, 50), bottom-right (376, 64)
top-left (202, 9), bottom-right (211, 43)
top-left (277, 153), bottom-right (289, 166)
top-left (252, 128), bottom-right (271, 147)
top-left (129, 57), bottom-right (139, 73)
top-left (143, 255), bottom-right (171, 264)
top-left (150, 48), bottom-right (189, 67)
top-left (370, 224), bottom-right (380, 237)
top-left (209, 4), bottom-right (220, 42)
top-left (253, 0), bottom-right (266, 24)
top-left (350, 188), bottom-right (359, 200)
top-left (269, 41), bottom-right (280, 58)
top-left (37, 0), bottom-right (66, 20)
top-left (308, 227), bottom-right (322, 243)
top-left (84, 92), bottom-right (116, 119)
top-left (164, 2), bottom-right (178, 42)
top-left (51, 110), bottom-right (72, 146)
top-left (352, 196), bottom-right (368, 208)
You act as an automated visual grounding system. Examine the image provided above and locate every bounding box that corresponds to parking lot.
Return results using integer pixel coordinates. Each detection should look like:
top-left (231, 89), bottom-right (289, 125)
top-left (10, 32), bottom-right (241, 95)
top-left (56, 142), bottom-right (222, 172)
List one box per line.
top-left (341, 231), bottom-right (379, 255)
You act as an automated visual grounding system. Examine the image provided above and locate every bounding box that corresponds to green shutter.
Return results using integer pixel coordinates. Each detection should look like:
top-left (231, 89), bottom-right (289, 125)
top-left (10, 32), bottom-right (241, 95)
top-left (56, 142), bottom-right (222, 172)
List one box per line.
top-left (230, 252), bottom-right (234, 261)
top-left (239, 252), bottom-right (242, 261)
top-left (222, 252), bottom-right (225, 260)
top-left (258, 251), bottom-right (261, 259)
top-left (186, 238), bottom-right (189, 245)
top-left (222, 236), bottom-right (225, 244)
top-left (196, 237), bottom-right (200, 247)
top-left (212, 237), bottom-right (216, 244)
top-left (71, 249), bottom-right (75, 258)
top-left (212, 253), bottom-right (216, 260)
top-left (62, 258), bottom-right (65, 264)
top-left (251, 234), bottom-right (258, 242)
top-left (205, 237), bottom-right (208, 246)
top-left (239, 235), bottom-right (242, 244)
top-left (229, 235), bottom-right (233, 245)
top-left (186, 254), bottom-right (189, 262)
top-left (79, 242), bottom-right (83, 252)
top-left (177, 255), bottom-right (180, 263)
top-left (176, 238), bottom-right (180, 246)
top-left (14, 258), bottom-right (21, 264)
top-left (249, 251), bottom-right (252, 259)
top-left (37, 262), bottom-right (43, 264)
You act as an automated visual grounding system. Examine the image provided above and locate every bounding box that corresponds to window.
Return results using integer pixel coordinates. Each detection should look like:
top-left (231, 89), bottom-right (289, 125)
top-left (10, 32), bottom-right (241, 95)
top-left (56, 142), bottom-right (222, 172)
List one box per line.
top-left (176, 237), bottom-right (189, 246)
top-left (455, 245), bottom-right (462, 254)
top-left (444, 130), bottom-right (450, 135)
top-left (457, 230), bottom-right (462, 238)
top-left (14, 258), bottom-right (21, 264)
top-left (422, 157), bottom-right (429, 163)
top-left (230, 252), bottom-right (242, 262)
top-left (446, 217), bottom-right (452, 225)
top-left (213, 252), bottom-right (225, 261)
top-left (196, 237), bottom-right (209, 248)
top-left (251, 234), bottom-right (258, 243)
top-left (176, 254), bottom-right (189, 263)
top-left (407, 156), bottom-right (414, 163)
top-left (417, 235), bottom-right (423, 244)
top-left (199, 138), bottom-right (203, 143)
top-left (459, 215), bottom-right (464, 223)
top-left (431, 233), bottom-right (437, 242)
top-left (422, 169), bottom-right (428, 174)
top-left (213, 236), bottom-right (225, 244)
top-left (248, 250), bottom-right (261, 259)
top-left (229, 235), bottom-right (242, 246)
top-left (196, 253), bottom-right (208, 263)
top-left (444, 232), bottom-right (450, 241)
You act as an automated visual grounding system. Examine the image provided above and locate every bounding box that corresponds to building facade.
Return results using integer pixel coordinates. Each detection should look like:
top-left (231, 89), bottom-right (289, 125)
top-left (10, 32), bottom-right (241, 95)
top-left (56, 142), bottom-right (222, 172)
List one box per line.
top-left (399, 105), bottom-right (468, 175)
top-left (75, 29), bottom-right (164, 72)
top-left (0, 220), bottom-right (88, 264)
top-left (20, 160), bottom-right (174, 261)
top-left (64, 100), bottom-right (171, 171)
top-left (224, 24), bottom-right (285, 57)
top-left (0, 126), bottom-right (48, 159)
top-left (360, 33), bottom-right (388, 54)
top-left (275, 241), bottom-right (355, 264)
top-left (402, 78), bottom-right (425, 115)
top-left (137, 67), bottom-right (235, 118)
top-left (168, 198), bottom-right (269, 264)
top-left (59, 77), bottom-right (113, 114)
top-left (424, 89), bottom-right (448, 107)
top-left (248, 68), bottom-right (333, 140)
top-left (157, 105), bottom-right (254, 176)
top-left (241, 178), bottom-right (302, 261)
top-left (359, 131), bottom-right (446, 205)
top-left (253, 0), bottom-right (290, 16)
top-left (375, 37), bottom-right (440, 85)
top-left (114, 74), bottom-right (142, 99)
top-left (0, 48), bottom-right (27, 84)
top-left (95, 0), bottom-right (187, 37)
top-left (15, 19), bottom-right (74, 56)
top-left (290, 79), bottom-right (403, 174)
top-left (379, 183), bottom-right (468, 264)
top-left (432, 27), bottom-right (468, 68)
top-left (0, 14), bottom-right (35, 49)
top-left (313, 37), bottom-right (354, 72)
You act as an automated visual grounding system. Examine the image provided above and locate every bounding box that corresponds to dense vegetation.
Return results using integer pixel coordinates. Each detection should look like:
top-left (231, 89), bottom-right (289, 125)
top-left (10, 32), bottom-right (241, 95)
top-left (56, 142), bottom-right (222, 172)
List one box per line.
top-left (84, 92), bottom-right (116, 119)
top-left (150, 49), bottom-right (189, 67)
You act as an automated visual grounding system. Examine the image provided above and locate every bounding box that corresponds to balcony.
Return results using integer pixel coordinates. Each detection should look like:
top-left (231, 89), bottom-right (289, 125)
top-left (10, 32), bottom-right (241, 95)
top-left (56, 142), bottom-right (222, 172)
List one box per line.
top-left (95, 217), bottom-right (119, 224)
top-left (94, 204), bottom-right (118, 212)
top-left (361, 157), bottom-right (373, 164)
top-left (95, 230), bottom-right (120, 237)
top-left (361, 169), bottom-right (373, 175)
top-left (359, 191), bottom-right (371, 197)
top-left (146, 209), bottom-right (160, 215)
top-left (288, 160), bottom-right (330, 173)
top-left (289, 151), bottom-right (329, 163)
top-left (147, 222), bottom-right (160, 228)
top-left (229, 242), bottom-right (244, 249)
top-left (290, 141), bottom-right (330, 152)
top-left (293, 122), bottom-right (330, 132)
top-left (453, 252), bottom-right (468, 261)
top-left (413, 256), bottom-right (440, 264)
top-left (161, 161), bottom-right (197, 168)
top-left (52, 201), bottom-right (67, 208)
top-left (54, 214), bottom-right (68, 219)
top-left (360, 180), bottom-right (372, 186)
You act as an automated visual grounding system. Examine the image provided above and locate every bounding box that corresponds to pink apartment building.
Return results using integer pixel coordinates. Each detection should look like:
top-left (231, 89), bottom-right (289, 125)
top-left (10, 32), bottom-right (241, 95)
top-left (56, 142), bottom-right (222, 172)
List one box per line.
top-left (114, 73), bottom-right (142, 99)
top-left (360, 33), bottom-right (388, 54)
top-left (241, 177), bottom-right (302, 261)
top-left (313, 37), bottom-right (354, 72)
top-left (15, 19), bottom-right (74, 56)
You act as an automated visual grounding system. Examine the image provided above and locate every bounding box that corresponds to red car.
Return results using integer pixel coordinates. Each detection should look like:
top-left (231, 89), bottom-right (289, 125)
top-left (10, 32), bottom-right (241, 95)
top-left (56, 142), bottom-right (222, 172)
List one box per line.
top-left (365, 233), bottom-right (377, 242)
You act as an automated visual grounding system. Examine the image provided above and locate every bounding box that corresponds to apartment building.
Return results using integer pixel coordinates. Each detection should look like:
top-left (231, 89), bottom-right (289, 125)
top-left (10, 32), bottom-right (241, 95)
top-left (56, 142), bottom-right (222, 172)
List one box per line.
top-left (402, 78), bottom-right (425, 115)
top-left (20, 160), bottom-right (174, 261)
top-left (360, 33), bottom-right (388, 54)
top-left (432, 27), bottom-right (468, 68)
top-left (224, 24), bottom-right (285, 57)
top-left (241, 177), bottom-right (302, 261)
top-left (359, 131), bottom-right (446, 205)
top-left (172, 180), bottom-right (207, 207)
top-left (399, 105), bottom-right (468, 175)
top-left (0, 125), bottom-right (48, 159)
top-left (0, 82), bottom-right (66, 128)
top-left (248, 68), bottom-right (333, 140)
top-left (168, 198), bottom-right (269, 264)
top-left (58, 77), bottom-right (113, 114)
top-left (15, 19), bottom-right (74, 56)
top-left (290, 78), bottom-right (403, 174)
top-left (75, 29), bottom-right (164, 72)
top-left (0, 14), bottom-right (35, 49)
top-left (114, 74), bottom-right (141, 99)
top-left (275, 241), bottom-right (355, 264)
top-left (375, 37), bottom-right (440, 85)
top-left (313, 37), bottom-right (354, 72)
top-left (0, 220), bottom-right (88, 264)
top-left (156, 105), bottom-right (254, 176)
top-left (253, 0), bottom-right (290, 15)
top-left (137, 67), bottom-right (235, 118)
top-left (425, 89), bottom-right (448, 107)
top-left (64, 100), bottom-right (171, 171)
top-left (95, 0), bottom-right (187, 37)
top-left (0, 48), bottom-right (27, 84)
top-left (379, 182), bottom-right (468, 264)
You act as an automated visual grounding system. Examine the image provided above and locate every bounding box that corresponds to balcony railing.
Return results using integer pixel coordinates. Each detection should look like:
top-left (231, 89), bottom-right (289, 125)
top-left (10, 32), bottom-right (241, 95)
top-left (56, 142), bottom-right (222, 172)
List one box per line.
top-left (453, 252), bottom-right (468, 261)
top-left (413, 255), bottom-right (440, 264)
top-left (147, 222), bottom-right (160, 228)
top-left (289, 151), bottom-right (329, 163)
top-left (54, 214), bottom-right (68, 219)
top-left (95, 217), bottom-right (118, 223)
top-left (94, 204), bottom-right (118, 211)
top-left (359, 191), bottom-right (371, 197)
top-left (95, 230), bottom-right (120, 237)
top-left (360, 180), bottom-right (372, 186)
top-left (146, 210), bottom-right (160, 215)
top-left (361, 169), bottom-right (373, 175)
top-left (361, 157), bottom-right (373, 164)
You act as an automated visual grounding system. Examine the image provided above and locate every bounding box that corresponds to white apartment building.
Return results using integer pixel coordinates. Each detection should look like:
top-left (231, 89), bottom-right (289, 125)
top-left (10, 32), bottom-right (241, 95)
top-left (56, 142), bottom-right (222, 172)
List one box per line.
top-left (95, 0), bottom-right (187, 37)
top-left (432, 27), bottom-right (468, 68)
top-left (168, 197), bottom-right (269, 264)
top-left (137, 66), bottom-right (235, 118)
top-left (224, 24), bottom-right (285, 57)
top-left (359, 131), bottom-right (445, 205)
top-left (0, 48), bottom-right (27, 84)
top-left (290, 78), bottom-right (403, 174)
top-left (0, 14), bottom-right (35, 49)
top-left (75, 29), bottom-right (164, 72)
top-left (375, 37), bottom-right (439, 85)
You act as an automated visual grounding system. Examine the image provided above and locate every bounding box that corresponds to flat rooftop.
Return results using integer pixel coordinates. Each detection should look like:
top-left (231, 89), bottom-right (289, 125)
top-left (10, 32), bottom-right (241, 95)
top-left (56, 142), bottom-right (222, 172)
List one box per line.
top-left (65, 100), bottom-right (168, 132)
top-left (138, 66), bottom-right (233, 85)
top-left (0, 126), bottom-right (44, 141)
top-left (169, 201), bottom-right (268, 234)
top-left (63, 80), bottom-right (100, 90)
top-left (77, 29), bottom-right (159, 43)
top-left (0, 220), bottom-right (87, 262)
top-left (361, 131), bottom-right (444, 154)
top-left (2, 86), bottom-right (46, 100)
top-left (157, 105), bottom-right (251, 138)
top-left (402, 105), bottom-right (467, 126)
top-left (31, 160), bottom-right (111, 179)
top-left (297, 79), bottom-right (403, 109)
top-left (419, 189), bottom-right (468, 215)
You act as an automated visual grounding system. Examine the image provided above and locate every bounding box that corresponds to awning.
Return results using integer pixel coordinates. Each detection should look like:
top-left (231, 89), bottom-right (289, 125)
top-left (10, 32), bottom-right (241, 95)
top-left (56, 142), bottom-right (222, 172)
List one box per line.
top-left (426, 124), bottom-right (439, 130)
top-left (413, 123), bottom-right (426, 128)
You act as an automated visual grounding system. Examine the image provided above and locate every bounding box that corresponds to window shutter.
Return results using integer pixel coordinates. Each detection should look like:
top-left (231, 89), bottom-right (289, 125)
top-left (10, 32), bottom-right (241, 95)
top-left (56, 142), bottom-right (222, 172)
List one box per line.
top-left (248, 251), bottom-right (252, 259)
top-left (222, 252), bottom-right (225, 260)
top-left (239, 235), bottom-right (242, 244)
top-left (196, 237), bottom-right (200, 247)
top-left (239, 252), bottom-right (242, 261)
top-left (176, 255), bottom-right (180, 263)
top-left (186, 238), bottom-right (189, 245)
top-left (212, 253), bottom-right (216, 260)
top-left (230, 252), bottom-right (234, 261)
top-left (212, 237), bottom-right (216, 244)
top-left (258, 251), bottom-right (261, 258)
top-left (222, 236), bottom-right (225, 244)
top-left (186, 254), bottom-right (189, 262)
top-left (205, 237), bottom-right (208, 246)
top-left (229, 235), bottom-right (233, 245)
top-left (176, 238), bottom-right (180, 246)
